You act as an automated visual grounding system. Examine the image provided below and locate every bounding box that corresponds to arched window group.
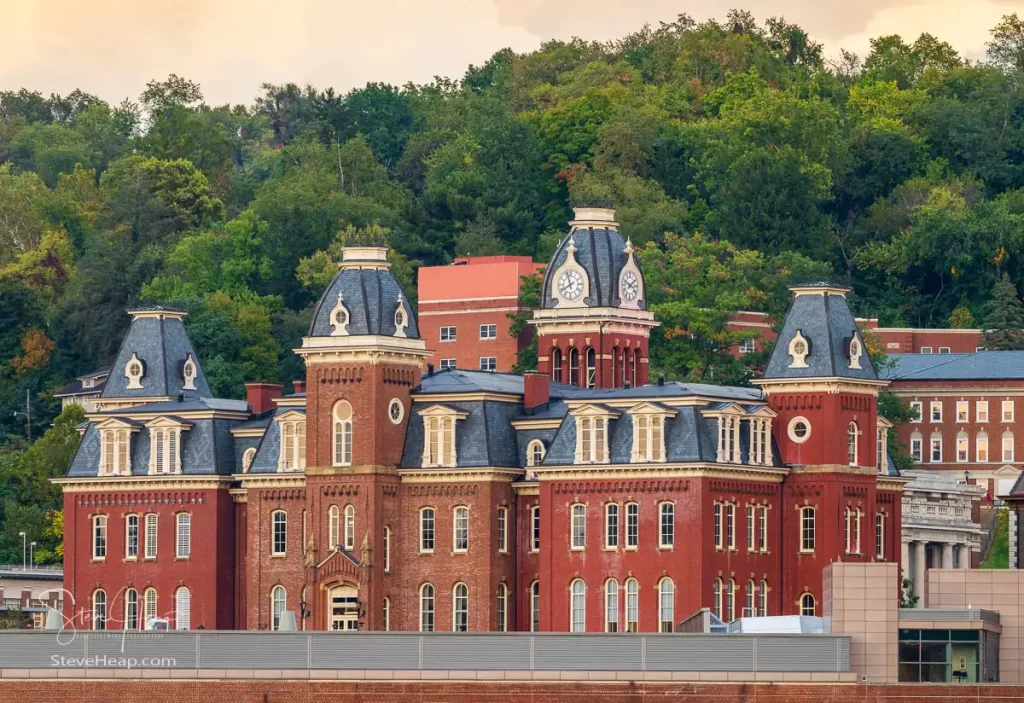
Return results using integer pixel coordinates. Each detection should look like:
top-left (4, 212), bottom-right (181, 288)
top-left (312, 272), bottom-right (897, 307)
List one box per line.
top-left (550, 344), bottom-right (644, 388)
top-left (333, 400), bottom-right (353, 467)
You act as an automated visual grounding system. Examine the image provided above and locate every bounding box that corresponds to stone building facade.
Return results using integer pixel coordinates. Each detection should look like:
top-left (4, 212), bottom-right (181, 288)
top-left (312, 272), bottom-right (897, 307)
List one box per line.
top-left (58, 208), bottom-right (905, 633)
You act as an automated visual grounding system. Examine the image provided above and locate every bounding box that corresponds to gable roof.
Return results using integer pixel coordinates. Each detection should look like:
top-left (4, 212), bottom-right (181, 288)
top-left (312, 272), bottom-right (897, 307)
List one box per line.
top-left (883, 352), bottom-right (1024, 381)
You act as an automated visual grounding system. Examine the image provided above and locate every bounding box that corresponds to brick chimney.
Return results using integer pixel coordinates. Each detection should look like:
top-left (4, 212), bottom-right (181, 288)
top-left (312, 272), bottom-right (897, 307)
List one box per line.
top-left (523, 371), bottom-right (550, 412)
top-left (245, 382), bottom-right (283, 414)
top-left (293, 379), bottom-right (306, 394)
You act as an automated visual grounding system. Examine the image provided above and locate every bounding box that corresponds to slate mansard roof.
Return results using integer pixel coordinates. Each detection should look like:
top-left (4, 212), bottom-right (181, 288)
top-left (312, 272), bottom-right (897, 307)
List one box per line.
top-left (882, 351), bottom-right (1024, 381)
top-left (763, 285), bottom-right (878, 382)
top-left (541, 222), bottom-right (641, 310)
top-left (308, 255), bottom-right (420, 338)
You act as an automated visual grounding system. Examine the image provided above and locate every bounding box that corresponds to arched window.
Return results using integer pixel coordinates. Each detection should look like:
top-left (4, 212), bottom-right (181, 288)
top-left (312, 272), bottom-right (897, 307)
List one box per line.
top-left (569, 348), bottom-right (580, 386)
top-left (453, 506), bottom-right (469, 552)
top-left (605, 579), bottom-right (619, 632)
top-left (242, 447), bottom-right (256, 472)
top-left (1004, 431), bottom-right (1015, 463)
top-left (910, 431), bottom-right (923, 462)
top-left (329, 505), bottom-right (340, 547)
top-left (956, 431), bottom-right (969, 463)
top-left (848, 422), bottom-right (858, 466)
top-left (625, 578), bottom-right (639, 632)
top-left (585, 347), bottom-right (597, 389)
top-left (344, 505), bottom-right (355, 551)
top-left (621, 349), bottom-right (629, 388)
top-left (527, 440), bottom-right (546, 467)
top-left (977, 432), bottom-right (989, 463)
top-left (659, 578), bottom-right (675, 632)
top-left (800, 506), bottom-right (816, 552)
top-left (125, 588), bottom-right (139, 630)
top-left (176, 513), bottom-right (191, 559)
top-left (570, 579), bottom-right (586, 632)
top-left (758, 580), bottom-right (768, 617)
top-left (144, 588), bottom-right (158, 627)
top-left (271, 510), bottom-right (287, 556)
top-left (712, 579), bottom-right (722, 619)
top-left (333, 400), bottom-right (353, 467)
top-left (531, 581), bottom-right (540, 632)
top-left (800, 593), bottom-right (816, 616)
top-left (496, 583), bottom-right (508, 632)
top-left (420, 584), bottom-right (435, 632)
top-left (725, 579), bottom-right (736, 622)
top-left (452, 583), bottom-right (469, 632)
top-left (745, 580), bottom-right (755, 618)
top-left (175, 587), bottom-right (191, 630)
top-left (92, 590), bottom-right (107, 630)
top-left (270, 586), bottom-right (285, 630)
top-left (611, 347), bottom-right (619, 388)
top-left (551, 348), bottom-right (563, 383)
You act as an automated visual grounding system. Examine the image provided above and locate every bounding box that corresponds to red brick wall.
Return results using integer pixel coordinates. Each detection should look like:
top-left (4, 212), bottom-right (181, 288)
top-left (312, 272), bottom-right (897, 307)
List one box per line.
top-left (63, 486), bottom-right (235, 630)
top-left (538, 332), bottom-right (650, 389)
top-left (767, 391), bottom-right (878, 469)
top-left (421, 307), bottom-right (528, 373)
top-left (244, 487), bottom-right (306, 629)
top-left (5, 680), bottom-right (1019, 702)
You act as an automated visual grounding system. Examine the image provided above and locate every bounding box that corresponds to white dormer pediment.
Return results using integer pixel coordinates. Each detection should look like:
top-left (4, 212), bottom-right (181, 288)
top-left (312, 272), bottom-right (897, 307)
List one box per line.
top-left (618, 239), bottom-right (644, 310)
top-left (551, 238), bottom-right (590, 309)
top-left (125, 352), bottom-right (146, 389)
top-left (95, 417), bottom-right (143, 432)
top-left (626, 401), bottom-right (676, 417)
top-left (275, 409), bottom-right (306, 424)
top-left (703, 402), bottom-right (747, 416)
top-left (876, 416), bottom-right (894, 429)
top-left (143, 416), bottom-right (193, 431)
top-left (569, 403), bottom-right (621, 420)
top-left (746, 405), bottom-right (778, 419)
top-left (416, 404), bottom-right (470, 421)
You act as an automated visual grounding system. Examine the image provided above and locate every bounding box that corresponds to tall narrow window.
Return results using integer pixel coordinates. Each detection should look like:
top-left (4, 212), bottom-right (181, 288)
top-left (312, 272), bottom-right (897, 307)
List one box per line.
top-left (875, 513), bottom-right (885, 560)
top-left (800, 593), bottom-right (815, 616)
top-left (344, 505), bottom-right (355, 551)
top-left (382, 598), bottom-right (390, 632)
top-left (453, 506), bottom-right (469, 552)
top-left (424, 416), bottom-right (456, 467)
top-left (725, 579), bottom-right (735, 622)
top-left (497, 507), bottom-right (508, 553)
top-left (577, 416), bottom-right (608, 463)
top-left (634, 414), bottom-right (665, 462)
top-left (605, 503), bottom-right (619, 548)
top-left (420, 508), bottom-right (435, 553)
top-left (145, 513), bottom-right (157, 559)
top-left (633, 348), bottom-right (640, 387)
top-left (746, 505), bottom-right (755, 551)
top-left (92, 590), bottom-right (106, 630)
top-left (530, 505), bottom-right (540, 552)
top-left (1004, 400), bottom-right (1015, 422)
top-left (176, 513), bottom-right (191, 559)
top-left (745, 580), bottom-right (755, 618)
top-left (571, 504), bottom-right (586, 549)
top-left (726, 503), bottom-right (736, 550)
top-left (1003, 432), bottom-right (1015, 462)
top-left (625, 578), bottom-right (639, 632)
top-left (420, 584), bottom-right (435, 631)
top-left (605, 579), bottom-right (619, 632)
top-left (124, 589), bottom-right (139, 630)
top-left (551, 348), bottom-right (563, 383)
top-left (92, 515), bottom-right (107, 560)
top-left (853, 509), bottom-right (862, 554)
top-left (329, 505), bottom-right (340, 547)
top-left (758, 580), bottom-right (768, 616)
top-left (333, 401), bottom-right (353, 466)
top-left (758, 506), bottom-right (768, 552)
top-left (957, 400), bottom-right (969, 422)
top-left (384, 526), bottom-right (391, 572)
top-left (176, 586), bottom-right (191, 630)
top-left (910, 432), bottom-right (923, 462)
top-left (844, 507), bottom-right (852, 553)
top-left (280, 420), bottom-right (306, 471)
top-left (713, 579), bottom-right (722, 619)
top-left (585, 347), bottom-right (596, 389)
top-left (125, 514), bottom-right (139, 559)
top-left (272, 510), bottom-right (287, 556)
top-left (800, 507), bottom-right (815, 552)
top-left (569, 348), bottom-right (580, 386)
top-left (531, 581), bottom-right (540, 632)
top-left (144, 588), bottom-right (157, 626)
top-left (930, 434), bottom-right (943, 462)
top-left (496, 583), bottom-right (508, 632)
top-left (269, 586), bottom-right (285, 630)
top-left (570, 579), bottom-right (586, 632)
top-left (626, 502), bottom-right (639, 548)
top-left (956, 432), bottom-right (969, 463)
top-left (659, 578), bottom-right (674, 632)
top-left (977, 401), bottom-right (989, 422)
top-left (453, 583), bottom-right (469, 632)
top-left (848, 422), bottom-right (858, 466)
top-left (527, 440), bottom-right (546, 467)
top-left (977, 432), bottom-right (989, 463)
top-left (659, 502), bottom-right (674, 548)
top-left (714, 502), bottom-right (723, 549)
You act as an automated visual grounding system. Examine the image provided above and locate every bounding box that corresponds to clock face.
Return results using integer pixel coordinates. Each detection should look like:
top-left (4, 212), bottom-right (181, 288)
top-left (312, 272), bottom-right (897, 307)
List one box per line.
top-left (558, 269), bottom-right (584, 301)
top-left (621, 269), bottom-right (639, 302)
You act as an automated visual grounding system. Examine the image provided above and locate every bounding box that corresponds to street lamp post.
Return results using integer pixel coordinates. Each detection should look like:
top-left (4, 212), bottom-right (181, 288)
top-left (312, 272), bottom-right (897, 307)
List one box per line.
top-left (29, 541), bottom-right (36, 568)
top-left (18, 531), bottom-right (26, 570)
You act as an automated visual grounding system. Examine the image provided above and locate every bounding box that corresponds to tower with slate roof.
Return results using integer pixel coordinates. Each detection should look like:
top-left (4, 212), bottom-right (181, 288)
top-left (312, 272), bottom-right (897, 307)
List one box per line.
top-left (753, 282), bottom-right (904, 616)
top-left (532, 208), bottom-right (659, 389)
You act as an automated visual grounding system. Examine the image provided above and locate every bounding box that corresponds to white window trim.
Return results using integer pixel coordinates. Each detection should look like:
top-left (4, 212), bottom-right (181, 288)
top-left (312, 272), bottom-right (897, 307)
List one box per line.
top-left (1004, 400), bottom-right (1016, 423)
top-left (144, 513), bottom-right (158, 559)
top-left (439, 358), bottom-right (457, 370)
top-left (910, 401), bottom-right (923, 423)
top-left (930, 401), bottom-right (943, 423)
top-left (453, 506), bottom-right (469, 553)
top-left (92, 515), bottom-right (107, 561)
top-left (439, 326), bottom-right (457, 343)
top-left (625, 502), bottom-right (639, 550)
top-left (605, 503), bottom-right (619, 549)
top-left (271, 510), bottom-right (287, 556)
top-left (276, 412), bottom-right (306, 472)
top-left (419, 507), bottom-right (436, 554)
top-left (977, 401), bottom-right (989, 423)
top-left (419, 406), bottom-right (467, 468)
top-left (530, 505), bottom-right (540, 553)
top-left (570, 503), bottom-right (586, 550)
top-left (658, 501), bottom-right (675, 549)
top-left (175, 512), bottom-right (191, 559)
top-left (478, 323), bottom-right (497, 340)
top-left (572, 405), bottom-right (618, 464)
top-left (497, 507), bottom-right (508, 553)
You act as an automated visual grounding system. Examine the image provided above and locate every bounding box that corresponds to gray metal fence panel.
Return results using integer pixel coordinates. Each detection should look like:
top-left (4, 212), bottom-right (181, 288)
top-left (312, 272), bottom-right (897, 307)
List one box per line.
top-left (644, 635), bottom-right (754, 672)
top-left (197, 632), bottom-right (308, 669)
top-left (309, 633), bottom-right (420, 669)
top-left (2, 633), bottom-right (86, 668)
top-left (422, 634), bottom-right (532, 670)
top-left (533, 635), bottom-right (642, 671)
top-left (86, 632), bottom-right (197, 668)
top-left (751, 636), bottom-right (843, 672)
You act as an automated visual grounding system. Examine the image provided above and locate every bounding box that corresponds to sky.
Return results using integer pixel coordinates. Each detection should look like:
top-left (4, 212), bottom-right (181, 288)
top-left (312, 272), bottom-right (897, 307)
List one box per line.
top-left (1, 0), bottom-right (1022, 105)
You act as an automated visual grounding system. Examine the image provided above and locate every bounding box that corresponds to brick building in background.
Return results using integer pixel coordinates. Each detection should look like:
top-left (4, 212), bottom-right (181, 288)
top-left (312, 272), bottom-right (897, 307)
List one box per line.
top-left (58, 208), bottom-right (903, 635)
top-left (418, 255), bottom-right (544, 373)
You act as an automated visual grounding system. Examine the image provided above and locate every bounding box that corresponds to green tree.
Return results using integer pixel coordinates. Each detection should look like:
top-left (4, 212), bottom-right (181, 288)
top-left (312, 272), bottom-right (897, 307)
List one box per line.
top-left (982, 274), bottom-right (1024, 349)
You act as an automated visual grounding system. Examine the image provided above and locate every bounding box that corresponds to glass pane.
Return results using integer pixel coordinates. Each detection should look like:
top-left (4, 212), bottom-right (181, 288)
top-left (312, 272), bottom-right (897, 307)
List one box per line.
top-left (921, 663), bottom-right (949, 683)
top-left (899, 629), bottom-right (921, 641)
top-left (920, 643), bottom-right (949, 663)
top-left (921, 630), bottom-right (951, 641)
top-left (950, 629), bottom-right (980, 642)
top-left (898, 663), bottom-right (921, 682)
top-left (898, 641), bottom-right (921, 663)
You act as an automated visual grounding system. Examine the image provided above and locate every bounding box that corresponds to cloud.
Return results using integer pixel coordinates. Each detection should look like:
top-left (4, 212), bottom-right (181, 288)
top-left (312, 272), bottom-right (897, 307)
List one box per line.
top-left (0, 0), bottom-right (1019, 105)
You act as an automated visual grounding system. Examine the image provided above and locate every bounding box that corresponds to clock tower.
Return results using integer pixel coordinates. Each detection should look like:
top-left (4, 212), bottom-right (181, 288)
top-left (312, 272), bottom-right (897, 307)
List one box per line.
top-left (531, 207), bottom-right (658, 389)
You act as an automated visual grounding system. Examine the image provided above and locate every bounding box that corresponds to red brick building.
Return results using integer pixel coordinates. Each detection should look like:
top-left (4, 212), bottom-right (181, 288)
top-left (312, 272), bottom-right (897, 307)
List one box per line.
top-left (418, 256), bottom-right (544, 373)
top-left (58, 208), bottom-right (904, 634)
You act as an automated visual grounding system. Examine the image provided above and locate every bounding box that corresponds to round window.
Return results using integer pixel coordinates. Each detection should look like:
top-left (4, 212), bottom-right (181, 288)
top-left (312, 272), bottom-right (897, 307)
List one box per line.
top-left (388, 399), bottom-right (404, 424)
top-left (788, 416), bottom-right (811, 443)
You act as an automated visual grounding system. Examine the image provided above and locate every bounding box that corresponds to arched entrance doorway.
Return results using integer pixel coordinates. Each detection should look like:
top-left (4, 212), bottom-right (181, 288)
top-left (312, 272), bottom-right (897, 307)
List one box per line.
top-left (327, 585), bottom-right (359, 631)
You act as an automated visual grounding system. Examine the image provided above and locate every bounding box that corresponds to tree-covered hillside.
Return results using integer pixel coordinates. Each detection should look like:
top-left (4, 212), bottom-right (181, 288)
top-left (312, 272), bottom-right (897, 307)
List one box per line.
top-left (4, 11), bottom-right (1024, 456)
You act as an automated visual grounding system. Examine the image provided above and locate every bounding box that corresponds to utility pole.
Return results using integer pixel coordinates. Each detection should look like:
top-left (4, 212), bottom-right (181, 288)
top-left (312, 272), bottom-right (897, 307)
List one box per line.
top-left (25, 389), bottom-right (31, 442)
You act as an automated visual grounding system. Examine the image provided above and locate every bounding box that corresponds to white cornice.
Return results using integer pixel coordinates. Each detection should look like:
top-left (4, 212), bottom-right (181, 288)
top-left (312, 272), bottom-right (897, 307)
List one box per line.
top-left (54, 475), bottom-right (232, 492)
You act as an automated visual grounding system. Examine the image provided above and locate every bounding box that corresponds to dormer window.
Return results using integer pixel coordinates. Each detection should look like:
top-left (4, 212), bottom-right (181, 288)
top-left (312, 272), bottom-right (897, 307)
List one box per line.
top-left (125, 353), bottom-right (145, 389)
top-left (100, 428), bottom-right (132, 476)
top-left (278, 414), bottom-right (306, 471)
top-left (749, 416), bottom-right (774, 466)
top-left (716, 413), bottom-right (742, 464)
top-left (419, 406), bottom-right (468, 468)
top-left (848, 336), bottom-right (863, 370)
top-left (329, 293), bottom-right (350, 336)
top-left (394, 294), bottom-right (409, 338)
top-left (629, 403), bottom-right (674, 463)
top-left (788, 331), bottom-right (810, 368)
top-left (572, 405), bottom-right (618, 464)
top-left (152, 429), bottom-right (180, 474)
top-left (181, 354), bottom-right (197, 390)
